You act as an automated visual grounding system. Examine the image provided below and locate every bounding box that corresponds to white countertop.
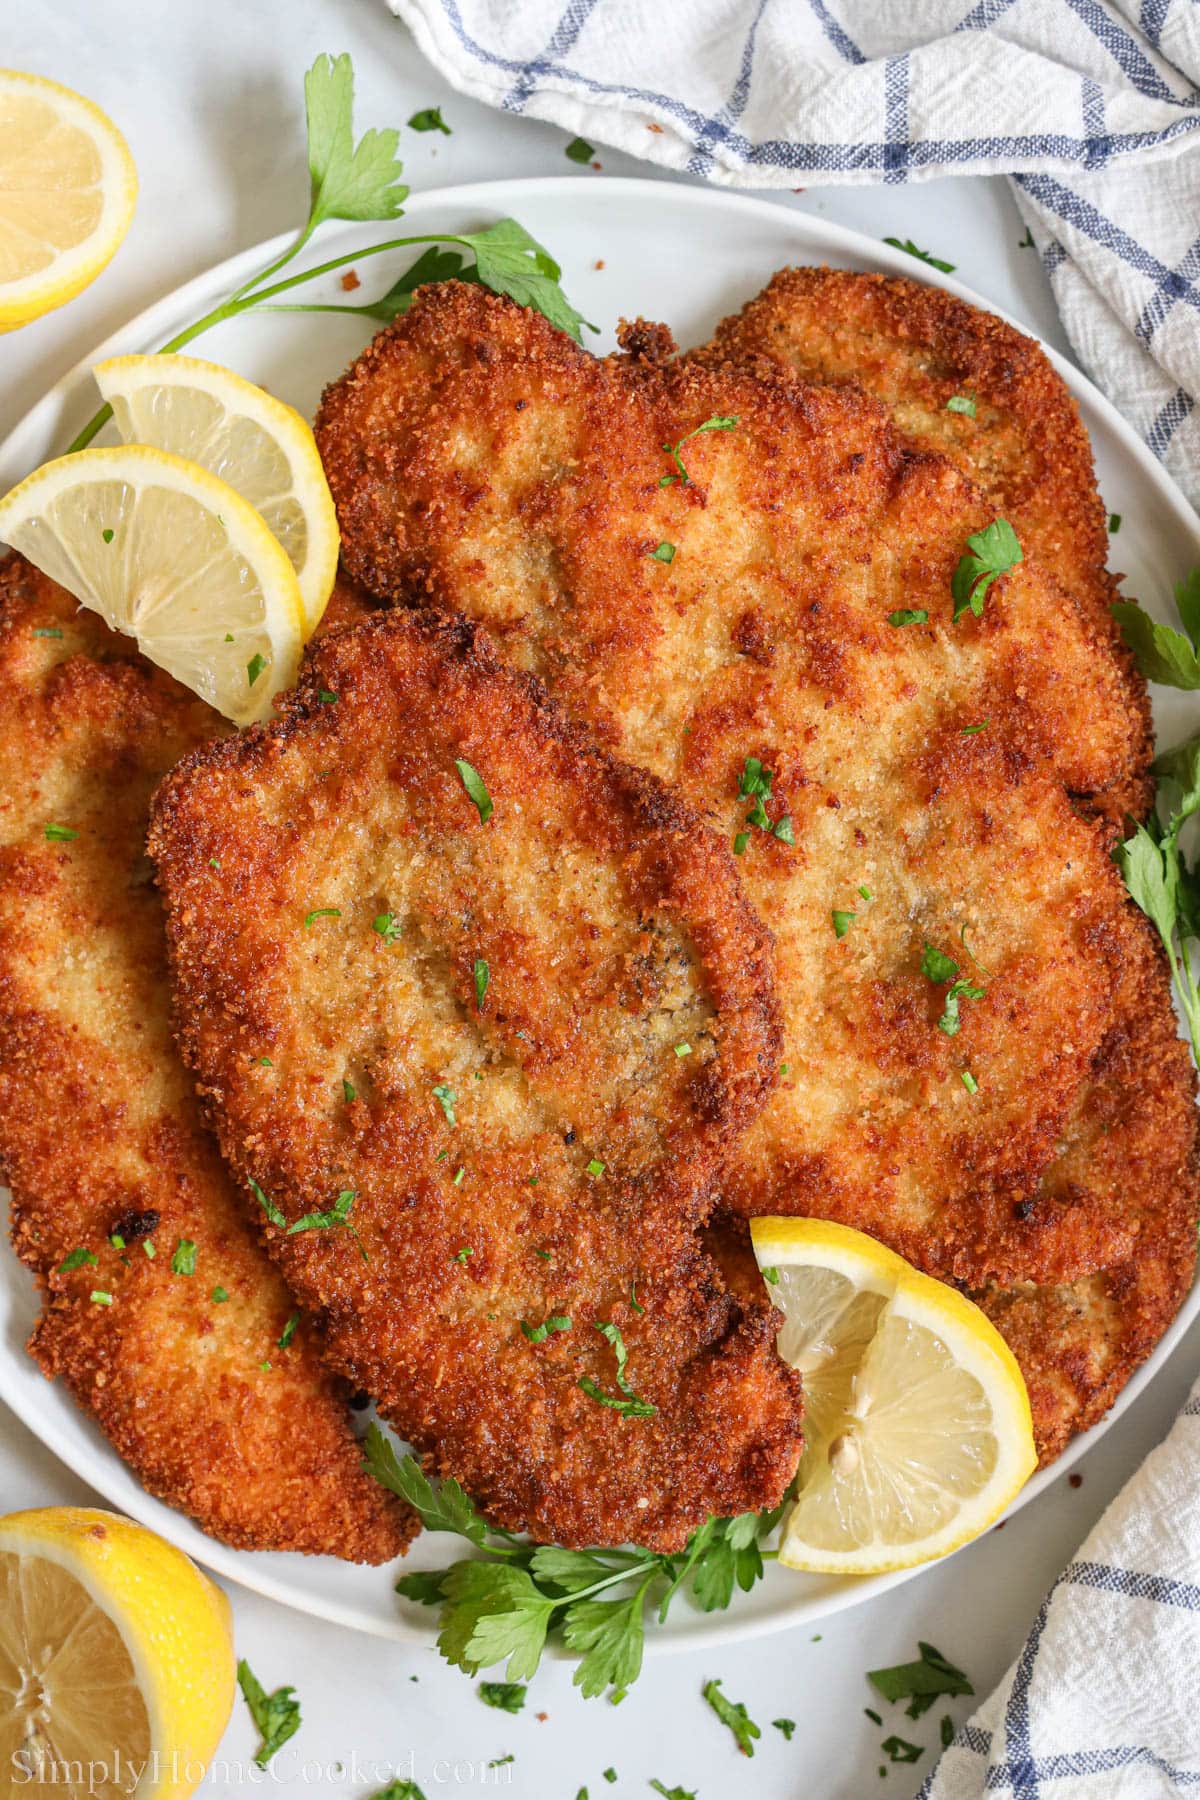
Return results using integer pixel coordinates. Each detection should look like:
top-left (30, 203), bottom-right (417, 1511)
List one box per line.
top-left (3, 5), bottom-right (1198, 1797)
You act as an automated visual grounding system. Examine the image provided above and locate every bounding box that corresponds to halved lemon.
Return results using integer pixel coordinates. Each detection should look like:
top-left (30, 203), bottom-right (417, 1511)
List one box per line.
top-left (753, 1218), bottom-right (1036, 1574)
top-left (94, 354), bottom-right (338, 632)
top-left (0, 1506), bottom-right (234, 1800)
top-left (0, 71), bottom-right (137, 331)
top-left (0, 445), bottom-right (305, 723)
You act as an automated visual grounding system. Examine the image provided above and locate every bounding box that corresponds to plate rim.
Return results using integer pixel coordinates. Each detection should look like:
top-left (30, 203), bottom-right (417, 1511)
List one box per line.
top-left (1, 171), bottom-right (1197, 1654)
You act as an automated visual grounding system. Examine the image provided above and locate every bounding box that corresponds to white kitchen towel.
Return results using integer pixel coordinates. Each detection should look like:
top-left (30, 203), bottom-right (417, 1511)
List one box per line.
top-left (384, 0), bottom-right (1200, 507)
top-left (923, 1374), bottom-right (1200, 1797)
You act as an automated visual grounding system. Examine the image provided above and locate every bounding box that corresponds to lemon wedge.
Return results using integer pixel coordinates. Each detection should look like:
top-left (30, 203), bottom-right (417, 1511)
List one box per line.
top-left (0, 71), bottom-right (137, 331)
top-left (753, 1218), bottom-right (1036, 1574)
top-left (0, 445), bottom-right (306, 723)
top-left (0, 1506), bottom-right (234, 1799)
top-left (94, 353), bottom-right (339, 632)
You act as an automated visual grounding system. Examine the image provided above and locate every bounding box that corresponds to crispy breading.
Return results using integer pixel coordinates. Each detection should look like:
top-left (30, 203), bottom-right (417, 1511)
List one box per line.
top-left (313, 284), bottom-right (1160, 1287)
top-left (690, 265), bottom-right (1153, 825)
top-left (150, 608), bottom-right (801, 1550)
top-left (972, 932), bottom-right (1198, 1462)
top-left (0, 556), bottom-right (412, 1561)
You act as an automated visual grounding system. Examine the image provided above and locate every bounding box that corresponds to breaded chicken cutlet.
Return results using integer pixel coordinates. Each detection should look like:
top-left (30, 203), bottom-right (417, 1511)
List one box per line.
top-left (313, 284), bottom-right (1166, 1291)
top-left (150, 608), bottom-right (802, 1550)
top-left (691, 266), bottom-right (1153, 826)
top-left (0, 554), bottom-right (410, 1561)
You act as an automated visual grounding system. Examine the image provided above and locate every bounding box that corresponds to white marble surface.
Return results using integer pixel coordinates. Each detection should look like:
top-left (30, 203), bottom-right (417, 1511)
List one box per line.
top-left (1, 4), bottom-right (1197, 1797)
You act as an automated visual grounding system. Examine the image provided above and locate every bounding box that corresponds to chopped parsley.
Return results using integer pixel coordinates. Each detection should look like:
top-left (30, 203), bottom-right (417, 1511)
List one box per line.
top-left (578, 1321), bottom-right (656, 1417)
top-left (474, 957), bottom-right (489, 1011)
top-left (832, 909), bottom-right (856, 938)
top-left (304, 907), bottom-right (341, 927)
top-left (453, 1246), bottom-right (473, 1264)
top-left (109, 1235), bottom-right (125, 1250)
top-left (58, 1247), bottom-right (97, 1273)
top-left (343, 1078), bottom-right (357, 1102)
top-left (859, 885), bottom-right (874, 901)
top-left (945, 395), bottom-right (976, 417)
top-left (318, 689), bottom-right (338, 704)
top-left (101, 527), bottom-right (114, 543)
top-left (211, 1285), bottom-right (230, 1303)
top-left (33, 626), bottom-right (63, 638)
top-left (565, 136), bottom-right (595, 163)
top-left (920, 943), bottom-right (960, 984)
top-left (520, 1314), bottom-right (572, 1344)
top-left (604, 1773), bottom-right (617, 1785)
top-left (650, 1783), bottom-right (697, 1800)
top-left (629, 1279), bottom-right (645, 1314)
top-left (773, 1719), bottom-right (796, 1740)
top-left (250, 1177), bottom-right (287, 1227)
top-left (452, 1166), bottom-right (465, 1185)
top-left (373, 911), bottom-right (401, 944)
top-left (674, 1042), bottom-right (692, 1057)
top-left (961, 719), bottom-right (989, 733)
top-left (773, 814), bottom-right (795, 844)
top-left (961, 1070), bottom-right (979, 1094)
top-left (433, 1083), bottom-right (457, 1125)
top-left (277, 1312), bottom-right (300, 1348)
top-left (650, 541), bottom-right (676, 563)
top-left (883, 236), bottom-right (955, 273)
top-left (869, 1642), bottom-right (974, 1718)
top-left (732, 831), bottom-right (749, 856)
top-left (44, 823), bottom-right (78, 842)
top-left (170, 1238), bottom-right (197, 1277)
top-left (761, 1266), bottom-right (780, 1284)
top-left (247, 653), bottom-right (267, 687)
top-left (887, 607), bottom-right (928, 627)
top-left (586, 1158), bottom-right (605, 1177)
top-left (942, 1715), bottom-right (955, 1747)
top-left (734, 755), bottom-right (790, 851)
top-left (882, 1736), bottom-right (924, 1764)
top-left (455, 758), bottom-right (493, 823)
top-left (921, 944), bottom-right (984, 1036)
top-left (237, 1660), bottom-right (301, 1768)
top-left (702, 1677), bottom-right (760, 1756)
top-left (143, 1241), bottom-right (156, 1259)
top-left (287, 1187), bottom-right (363, 1250)
top-left (1108, 512), bottom-right (1122, 534)
top-left (90, 1290), bottom-right (113, 1306)
top-left (660, 415), bottom-right (738, 487)
top-left (951, 519), bottom-right (1023, 621)
top-left (478, 1678), bottom-right (525, 1710)
top-left (408, 106), bottom-right (450, 134)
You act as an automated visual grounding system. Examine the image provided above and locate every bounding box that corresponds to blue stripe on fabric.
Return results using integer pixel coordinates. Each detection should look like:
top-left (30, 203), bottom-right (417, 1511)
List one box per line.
top-left (1139, 0), bottom-right (1172, 51)
top-left (1028, 1747), bottom-right (1200, 1783)
top-left (1016, 171), bottom-right (1200, 320)
top-left (429, 0), bottom-right (1200, 172)
top-left (884, 54), bottom-right (911, 182)
top-left (687, 0), bottom-right (770, 177)
top-left (1002, 1585), bottom-right (1054, 1800)
top-left (957, 0), bottom-right (1019, 28)
top-left (500, 0), bottom-right (602, 112)
top-left (1066, 1557), bottom-right (1200, 1611)
top-left (1135, 232), bottom-right (1200, 343)
top-left (1043, 238), bottom-right (1068, 274)
top-left (809, 0), bottom-right (866, 64)
top-left (1063, 0), bottom-right (1179, 101)
top-left (1081, 76), bottom-right (1112, 168)
top-left (1183, 1393), bottom-right (1200, 1416)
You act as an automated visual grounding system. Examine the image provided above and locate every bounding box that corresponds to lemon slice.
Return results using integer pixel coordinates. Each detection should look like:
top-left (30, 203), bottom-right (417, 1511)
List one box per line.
top-left (0, 1506), bottom-right (234, 1800)
top-left (94, 353), bottom-right (339, 632)
top-left (0, 71), bottom-right (137, 332)
top-left (753, 1218), bottom-right (1036, 1574)
top-left (0, 445), bottom-right (305, 723)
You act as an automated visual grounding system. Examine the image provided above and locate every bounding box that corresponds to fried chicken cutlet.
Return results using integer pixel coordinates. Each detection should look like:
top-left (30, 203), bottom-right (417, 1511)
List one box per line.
top-left (313, 284), bottom-right (1159, 1289)
top-left (0, 555), bottom-right (409, 1560)
top-left (150, 608), bottom-right (801, 1550)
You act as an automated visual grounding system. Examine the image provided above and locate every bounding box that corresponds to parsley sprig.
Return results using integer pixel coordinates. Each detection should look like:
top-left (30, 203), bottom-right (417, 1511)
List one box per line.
top-left (67, 55), bottom-right (591, 453)
top-left (366, 1423), bottom-right (790, 1698)
top-left (920, 942), bottom-right (984, 1037)
top-left (1115, 727), bottom-right (1200, 1063)
top-left (659, 415), bottom-right (738, 487)
top-left (951, 520), bottom-right (1022, 621)
top-left (1113, 570), bottom-right (1200, 689)
top-left (237, 1660), bottom-right (302, 1767)
top-left (702, 1678), bottom-right (761, 1756)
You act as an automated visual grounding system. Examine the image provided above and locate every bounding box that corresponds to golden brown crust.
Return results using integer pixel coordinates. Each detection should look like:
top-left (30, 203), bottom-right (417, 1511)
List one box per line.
top-left (0, 555), bottom-right (413, 1561)
top-left (690, 265), bottom-right (1154, 823)
top-left (973, 933), bottom-right (1198, 1462)
top-left (313, 283), bottom-right (1158, 1286)
top-left (149, 607), bottom-right (801, 1550)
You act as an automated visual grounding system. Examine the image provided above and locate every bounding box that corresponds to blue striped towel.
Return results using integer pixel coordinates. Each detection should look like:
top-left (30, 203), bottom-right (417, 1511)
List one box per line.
top-left (385, 0), bottom-right (1200, 508)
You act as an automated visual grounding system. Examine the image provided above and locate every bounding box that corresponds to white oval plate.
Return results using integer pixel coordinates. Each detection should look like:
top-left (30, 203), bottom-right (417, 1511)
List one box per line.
top-left (2, 176), bottom-right (1198, 1651)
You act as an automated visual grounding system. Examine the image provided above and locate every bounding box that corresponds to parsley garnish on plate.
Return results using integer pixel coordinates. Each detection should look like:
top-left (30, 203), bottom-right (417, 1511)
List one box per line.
top-left (286, 1188), bottom-right (368, 1261)
top-left (660, 415), bottom-right (739, 487)
top-left (408, 106), bottom-right (450, 135)
top-left (455, 758), bottom-right (493, 823)
top-left (566, 136), bottom-right (596, 163)
top-left (478, 1681), bottom-right (526, 1712)
top-left (869, 1641), bottom-right (974, 1718)
top-left (237, 1659), bottom-right (301, 1768)
top-left (951, 519), bottom-right (1022, 620)
top-left (1115, 725), bottom-right (1200, 1061)
top-left (1108, 512), bottom-right (1122, 534)
top-left (702, 1677), bottom-right (761, 1756)
top-left (247, 653), bottom-right (267, 688)
top-left (882, 1736), bottom-right (924, 1763)
top-left (650, 1783), bottom-right (697, 1800)
top-left (1113, 569), bottom-right (1200, 688)
top-left (773, 1718), bottom-right (796, 1740)
top-left (368, 1424), bottom-right (790, 1698)
top-left (66, 56), bottom-right (593, 457)
top-left (520, 1314), bottom-right (572, 1344)
top-left (578, 1321), bottom-right (656, 1418)
top-left (887, 608), bottom-right (928, 627)
top-left (883, 236), bottom-right (955, 273)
